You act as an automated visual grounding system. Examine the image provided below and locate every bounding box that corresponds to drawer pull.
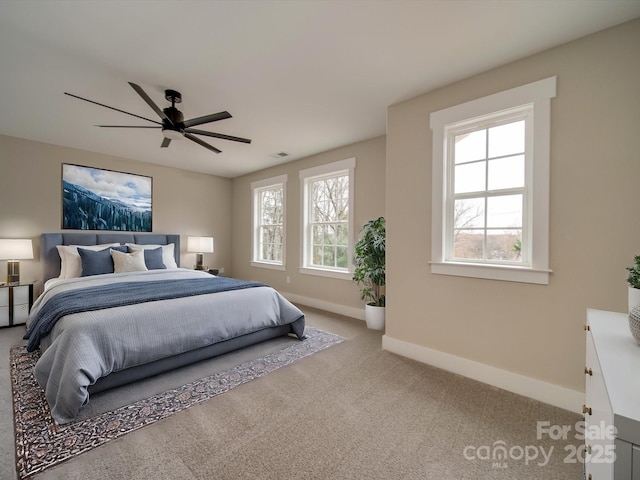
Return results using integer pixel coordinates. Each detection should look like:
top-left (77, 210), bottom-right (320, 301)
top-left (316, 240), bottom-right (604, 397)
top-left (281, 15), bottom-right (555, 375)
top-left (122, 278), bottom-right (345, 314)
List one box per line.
top-left (582, 404), bottom-right (592, 415)
top-left (584, 367), bottom-right (593, 376)
top-left (584, 325), bottom-right (591, 331)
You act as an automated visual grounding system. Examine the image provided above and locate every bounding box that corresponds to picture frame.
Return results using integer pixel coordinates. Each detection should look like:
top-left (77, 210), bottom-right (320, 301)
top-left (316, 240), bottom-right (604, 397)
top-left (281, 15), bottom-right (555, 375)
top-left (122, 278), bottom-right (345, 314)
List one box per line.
top-left (62, 164), bottom-right (152, 232)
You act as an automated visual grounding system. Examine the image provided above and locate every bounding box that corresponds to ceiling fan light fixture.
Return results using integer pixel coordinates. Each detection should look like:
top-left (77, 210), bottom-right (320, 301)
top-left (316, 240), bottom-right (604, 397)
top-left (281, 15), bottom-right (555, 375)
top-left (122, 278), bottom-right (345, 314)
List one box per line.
top-left (163, 129), bottom-right (183, 141)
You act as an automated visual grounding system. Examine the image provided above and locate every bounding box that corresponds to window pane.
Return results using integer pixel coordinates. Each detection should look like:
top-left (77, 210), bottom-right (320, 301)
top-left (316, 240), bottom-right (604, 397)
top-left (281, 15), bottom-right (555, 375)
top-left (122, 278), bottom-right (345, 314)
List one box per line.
top-left (272, 243), bottom-right (282, 262)
top-left (336, 246), bottom-right (348, 268)
top-left (312, 245), bottom-right (322, 265)
top-left (488, 120), bottom-right (524, 158)
top-left (487, 230), bottom-right (522, 261)
top-left (325, 224), bottom-right (336, 245)
top-left (454, 161), bottom-right (486, 194)
top-left (488, 155), bottom-right (524, 191)
top-left (453, 230), bottom-right (483, 259)
top-left (487, 195), bottom-right (522, 228)
top-left (455, 130), bottom-right (486, 164)
top-left (336, 224), bottom-right (348, 246)
top-left (454, 198), bottom-right (485, 229)
top-left (313, 224), bottom-right (323, 244)
top-left (323, 246), bottom-right (335, 267)
top-left (311, 176), bottom-right (349, 224)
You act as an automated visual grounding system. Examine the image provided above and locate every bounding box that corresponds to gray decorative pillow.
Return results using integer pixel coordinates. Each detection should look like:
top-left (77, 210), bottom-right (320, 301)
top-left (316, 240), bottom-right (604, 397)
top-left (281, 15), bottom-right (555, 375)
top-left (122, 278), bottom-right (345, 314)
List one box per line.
top-left (111, 249), bottom-right (148, 273)
top-left (128, 246), bottom-right (166, 270)
top-left (78, 246), bottom-right (127, 277)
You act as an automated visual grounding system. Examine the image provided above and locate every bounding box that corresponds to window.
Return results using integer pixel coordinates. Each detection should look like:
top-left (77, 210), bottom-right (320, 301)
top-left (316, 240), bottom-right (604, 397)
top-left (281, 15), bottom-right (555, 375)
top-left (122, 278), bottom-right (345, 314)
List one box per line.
top-left (430, 77), bottom-right (556, 284)
top-left (251, 175), bottom-right (286, 270)
top-left (300, 158), bottom-right (355, 280)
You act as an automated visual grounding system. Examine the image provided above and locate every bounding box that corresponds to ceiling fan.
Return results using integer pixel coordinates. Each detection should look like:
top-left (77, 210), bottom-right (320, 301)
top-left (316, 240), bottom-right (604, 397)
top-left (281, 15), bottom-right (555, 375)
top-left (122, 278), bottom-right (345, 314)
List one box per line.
top-left (64, 82), bottom-right (251, 154)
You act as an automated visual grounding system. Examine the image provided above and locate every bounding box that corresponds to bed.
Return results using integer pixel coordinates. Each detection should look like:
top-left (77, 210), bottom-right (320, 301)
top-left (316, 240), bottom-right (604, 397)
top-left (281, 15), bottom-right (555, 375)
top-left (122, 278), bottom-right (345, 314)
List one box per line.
top-left (25, 232), bottom-right (305, 424)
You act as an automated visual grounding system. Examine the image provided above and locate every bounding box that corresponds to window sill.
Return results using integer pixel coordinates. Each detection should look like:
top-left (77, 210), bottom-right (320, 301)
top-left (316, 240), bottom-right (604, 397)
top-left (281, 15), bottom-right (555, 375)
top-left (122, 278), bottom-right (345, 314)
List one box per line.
top-left (251, 261), bottom-right (286, 271)
top-left (299, 266), bottom-right (353, 281)
top-left (430, 261), bottom-right (551, 285)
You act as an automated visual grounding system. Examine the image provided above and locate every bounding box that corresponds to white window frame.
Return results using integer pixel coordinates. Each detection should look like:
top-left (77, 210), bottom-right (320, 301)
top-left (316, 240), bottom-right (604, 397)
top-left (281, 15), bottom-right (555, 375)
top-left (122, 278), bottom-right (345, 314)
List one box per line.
top-left (299, 158), bottom-right (356, 280)
top-left (251, 174), bottom-right (287, 271)
top-left (430, 77), bottom-right (556, 284)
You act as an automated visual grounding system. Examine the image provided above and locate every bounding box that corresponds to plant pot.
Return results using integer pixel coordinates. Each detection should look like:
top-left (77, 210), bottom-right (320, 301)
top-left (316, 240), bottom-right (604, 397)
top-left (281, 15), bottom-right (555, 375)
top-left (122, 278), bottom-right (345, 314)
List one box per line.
top-left (365, 304), bottom-right (385, 330)
top-left (629, 286), bottom-right (640, 313)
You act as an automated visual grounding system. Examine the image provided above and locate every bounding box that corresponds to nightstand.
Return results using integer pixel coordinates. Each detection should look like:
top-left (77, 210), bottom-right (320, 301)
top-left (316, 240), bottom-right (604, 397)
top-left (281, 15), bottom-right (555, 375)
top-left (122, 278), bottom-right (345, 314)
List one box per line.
top-left (0, 282), bottom-right (34, 328)
top-left (205, 269), bottom-right (219, 275)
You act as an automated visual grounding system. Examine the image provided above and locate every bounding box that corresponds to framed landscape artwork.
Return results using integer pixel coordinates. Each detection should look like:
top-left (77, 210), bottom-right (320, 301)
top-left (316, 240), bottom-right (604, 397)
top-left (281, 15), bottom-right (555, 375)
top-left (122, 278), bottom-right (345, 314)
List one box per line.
top-left (62, 164), bottom-right (152, 232)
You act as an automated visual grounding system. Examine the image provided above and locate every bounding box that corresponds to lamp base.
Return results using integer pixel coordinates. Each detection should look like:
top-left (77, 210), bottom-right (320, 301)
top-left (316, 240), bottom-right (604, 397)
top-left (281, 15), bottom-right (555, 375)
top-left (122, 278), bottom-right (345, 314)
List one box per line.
top-left (194, 253), bottom-right (205, 271)
top-left (7, 260), bottom-right (20, 284)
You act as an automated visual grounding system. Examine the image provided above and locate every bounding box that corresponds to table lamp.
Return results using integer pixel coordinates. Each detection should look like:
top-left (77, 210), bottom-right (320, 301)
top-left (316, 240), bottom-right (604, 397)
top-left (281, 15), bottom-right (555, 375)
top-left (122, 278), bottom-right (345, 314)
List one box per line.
top-left (0, 239), bottom-right (34, 284)
top-left (187, 236), bottom-right (214, 270)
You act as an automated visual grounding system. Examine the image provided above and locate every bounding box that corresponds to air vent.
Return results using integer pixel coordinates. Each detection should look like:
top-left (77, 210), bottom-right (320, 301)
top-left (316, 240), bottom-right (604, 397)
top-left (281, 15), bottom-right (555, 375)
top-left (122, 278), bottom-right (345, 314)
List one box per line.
top-left (272, 152), bottom-right (290, 159)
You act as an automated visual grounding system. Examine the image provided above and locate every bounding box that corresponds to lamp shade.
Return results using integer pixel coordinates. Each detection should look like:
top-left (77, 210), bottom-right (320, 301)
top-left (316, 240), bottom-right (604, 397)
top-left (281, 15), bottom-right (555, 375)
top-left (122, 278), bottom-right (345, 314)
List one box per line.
top-left (0, 239), bottom-right (33, 260)
top-left (187, 236), bottom-right (214, 253)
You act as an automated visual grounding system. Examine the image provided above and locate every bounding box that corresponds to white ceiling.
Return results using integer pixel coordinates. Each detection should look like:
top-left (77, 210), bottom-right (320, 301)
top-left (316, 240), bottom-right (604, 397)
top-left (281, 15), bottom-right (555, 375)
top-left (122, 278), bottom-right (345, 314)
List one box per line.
top-left (1, 1), bottom-right (639, 178)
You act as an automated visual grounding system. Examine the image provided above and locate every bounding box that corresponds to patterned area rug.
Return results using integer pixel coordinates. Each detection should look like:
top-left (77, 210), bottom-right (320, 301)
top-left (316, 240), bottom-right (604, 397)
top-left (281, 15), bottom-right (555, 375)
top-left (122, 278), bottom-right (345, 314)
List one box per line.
top-left (10, 327), bottom-right (343, 479)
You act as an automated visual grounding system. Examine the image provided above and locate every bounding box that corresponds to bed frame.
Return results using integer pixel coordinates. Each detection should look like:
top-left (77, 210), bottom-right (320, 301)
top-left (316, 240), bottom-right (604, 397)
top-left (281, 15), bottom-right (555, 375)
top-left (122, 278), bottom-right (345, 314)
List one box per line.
top-left (40, 232), bottom-right (301, 394)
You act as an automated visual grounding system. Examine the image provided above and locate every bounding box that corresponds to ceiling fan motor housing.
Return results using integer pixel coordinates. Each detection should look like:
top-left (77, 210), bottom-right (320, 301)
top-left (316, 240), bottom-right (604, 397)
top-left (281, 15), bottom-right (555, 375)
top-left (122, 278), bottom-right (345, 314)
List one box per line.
top-left (163, 106), bottom-right (184, 126)
top-left (163, 105), bottom-right (184, 139)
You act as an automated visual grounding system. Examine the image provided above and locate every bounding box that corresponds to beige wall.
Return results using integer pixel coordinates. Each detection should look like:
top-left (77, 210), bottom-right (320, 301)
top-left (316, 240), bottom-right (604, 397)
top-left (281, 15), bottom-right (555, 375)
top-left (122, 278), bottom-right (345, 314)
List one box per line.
top-left (231, 136), bottom-right (386, 313)
top-left (0, 135), bottom-right (232, 286)
top-left (385, 18), bottom-right (640, 394)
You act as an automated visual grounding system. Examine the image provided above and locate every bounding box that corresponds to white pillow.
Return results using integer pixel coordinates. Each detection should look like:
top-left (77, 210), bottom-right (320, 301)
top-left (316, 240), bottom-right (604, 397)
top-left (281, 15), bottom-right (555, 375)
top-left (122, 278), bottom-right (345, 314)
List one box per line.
top-left (125, 243), bottom-right (178, 269)
top-left (111, 249), bottom-right (148, 273)
top-left (57, 243), bottom-right (121, 279)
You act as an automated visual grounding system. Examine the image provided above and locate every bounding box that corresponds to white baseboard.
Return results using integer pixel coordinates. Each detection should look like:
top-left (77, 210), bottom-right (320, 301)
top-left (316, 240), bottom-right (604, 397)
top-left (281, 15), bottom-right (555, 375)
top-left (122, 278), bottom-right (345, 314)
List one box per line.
top-left (280, 292), bottom-right (365, 321)
top-left (382, 335), bottom-right (583, 414)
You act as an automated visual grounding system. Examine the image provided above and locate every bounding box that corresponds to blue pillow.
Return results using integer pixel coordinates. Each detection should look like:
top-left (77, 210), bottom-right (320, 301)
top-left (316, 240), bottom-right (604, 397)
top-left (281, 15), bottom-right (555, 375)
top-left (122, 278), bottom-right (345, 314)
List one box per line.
top-left (128, 246), bottom-right (166, 270)
top-left (78, 246), bottom-right (127, 277)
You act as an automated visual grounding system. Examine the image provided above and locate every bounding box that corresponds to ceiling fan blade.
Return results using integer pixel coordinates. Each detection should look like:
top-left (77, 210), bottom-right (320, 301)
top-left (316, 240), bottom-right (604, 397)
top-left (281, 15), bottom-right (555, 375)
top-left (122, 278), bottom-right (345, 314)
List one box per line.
top-left (128, 82), bottom-right (173, 125)
top-left (184, 128), bottom-right (252, 144)
top-left (95, 125), bottom-right (161, 128)
top-left (161, 137), bottom-right (171, 148)
top-left (183, 111), bottom-right (232, 128)
top-left (184, 133), bottom-right (222, 154)
top-left (65, 92), bottom-right (162, 125)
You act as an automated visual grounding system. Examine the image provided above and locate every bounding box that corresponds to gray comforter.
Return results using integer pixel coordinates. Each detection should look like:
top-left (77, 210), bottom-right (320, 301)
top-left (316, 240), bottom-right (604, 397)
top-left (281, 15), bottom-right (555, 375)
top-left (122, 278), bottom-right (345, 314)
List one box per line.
top-left (26, 269), bottom-right (305, 424)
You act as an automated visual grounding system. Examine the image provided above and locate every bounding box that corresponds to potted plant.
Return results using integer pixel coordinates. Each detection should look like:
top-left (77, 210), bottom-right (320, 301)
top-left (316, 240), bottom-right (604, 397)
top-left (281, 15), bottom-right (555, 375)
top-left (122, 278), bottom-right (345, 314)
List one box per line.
top-left (353, 216), bottom-right (386, 330)
top-left (627, 255), bottom-right (640, 312)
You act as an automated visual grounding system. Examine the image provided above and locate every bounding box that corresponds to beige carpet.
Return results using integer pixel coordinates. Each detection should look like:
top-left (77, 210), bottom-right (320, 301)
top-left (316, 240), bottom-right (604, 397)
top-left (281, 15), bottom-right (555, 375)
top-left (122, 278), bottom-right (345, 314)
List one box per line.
top-left (3, 308), bottom-right (582, 479)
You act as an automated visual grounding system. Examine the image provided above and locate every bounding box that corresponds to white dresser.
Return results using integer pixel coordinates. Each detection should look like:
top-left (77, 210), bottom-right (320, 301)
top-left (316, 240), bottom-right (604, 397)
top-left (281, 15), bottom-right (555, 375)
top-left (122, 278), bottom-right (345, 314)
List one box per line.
top-left (585, 309), bottom-right (640, 480)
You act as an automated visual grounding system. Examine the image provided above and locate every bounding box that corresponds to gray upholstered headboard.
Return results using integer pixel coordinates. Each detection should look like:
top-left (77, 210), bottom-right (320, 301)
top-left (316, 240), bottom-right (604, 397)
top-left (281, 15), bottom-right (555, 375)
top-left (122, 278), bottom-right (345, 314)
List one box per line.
top-left (41, 233), bottom-right (180, 283)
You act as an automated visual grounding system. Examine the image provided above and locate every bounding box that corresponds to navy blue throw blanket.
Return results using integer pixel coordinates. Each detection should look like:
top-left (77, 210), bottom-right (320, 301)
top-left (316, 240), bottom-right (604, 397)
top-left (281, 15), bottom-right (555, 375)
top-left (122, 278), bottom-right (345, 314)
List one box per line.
top-left (24, 277), bottom-right (265, 352)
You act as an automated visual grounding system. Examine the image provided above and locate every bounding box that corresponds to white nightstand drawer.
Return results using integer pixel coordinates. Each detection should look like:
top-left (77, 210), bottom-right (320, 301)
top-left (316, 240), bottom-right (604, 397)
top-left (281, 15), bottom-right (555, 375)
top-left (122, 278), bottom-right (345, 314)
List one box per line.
top-left (13, 285), bottom-right (30, 305)
top-left (0, 288), bottom-right (8, 308)
top-left (13, 303), bottom-right (29, 325)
